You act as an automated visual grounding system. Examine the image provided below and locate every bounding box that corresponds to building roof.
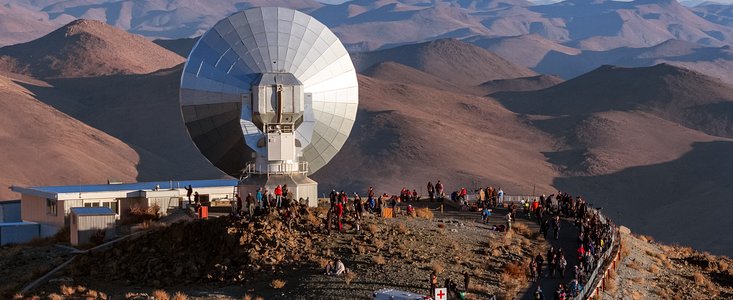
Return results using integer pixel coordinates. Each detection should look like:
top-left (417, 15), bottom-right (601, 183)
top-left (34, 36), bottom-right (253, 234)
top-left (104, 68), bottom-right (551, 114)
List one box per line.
top-left (0, 221), bottom-right (38, 227)
top-left (10, 179), bottom-right (238, 200)
top-left (70, 207), bottom-right (115, 216)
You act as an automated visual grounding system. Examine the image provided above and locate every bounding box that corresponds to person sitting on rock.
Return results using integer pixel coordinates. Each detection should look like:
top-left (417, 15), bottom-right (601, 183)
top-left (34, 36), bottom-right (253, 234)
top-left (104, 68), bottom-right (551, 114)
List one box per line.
top-left (335, 259), bottom-right (346, 275)
top-left (324, 260), bottom-right (334, 275)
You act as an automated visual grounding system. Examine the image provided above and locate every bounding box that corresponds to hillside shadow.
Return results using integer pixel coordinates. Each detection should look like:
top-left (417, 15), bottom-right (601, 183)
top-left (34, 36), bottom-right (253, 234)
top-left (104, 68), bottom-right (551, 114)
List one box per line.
top-left (553, 140), bottom-right (733, 256)
top-left (14, 67), bottom-right (226, 182)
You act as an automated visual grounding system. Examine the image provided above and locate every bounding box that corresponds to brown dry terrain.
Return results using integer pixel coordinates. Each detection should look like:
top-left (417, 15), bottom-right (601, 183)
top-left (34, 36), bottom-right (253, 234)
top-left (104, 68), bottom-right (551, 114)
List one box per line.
top-left (0, 19), bottom-right (183, 79)
top-left (601, 229), bottom-right (733, 299)
top-left (0, 70), bottom-right (139, 199)
top-left (0, 13), bottom-right (730, 262)
top-left (312, 74), bottom-right (559, 195)
top-left (18, 204), bottom-right (546, 300)
top-left (354, 38), bottom-right (538, 86)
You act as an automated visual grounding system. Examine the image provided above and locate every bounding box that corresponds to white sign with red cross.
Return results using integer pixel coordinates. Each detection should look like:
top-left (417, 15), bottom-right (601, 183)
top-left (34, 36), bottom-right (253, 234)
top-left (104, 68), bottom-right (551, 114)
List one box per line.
top-left (434, 288), bottom-right (447, 300)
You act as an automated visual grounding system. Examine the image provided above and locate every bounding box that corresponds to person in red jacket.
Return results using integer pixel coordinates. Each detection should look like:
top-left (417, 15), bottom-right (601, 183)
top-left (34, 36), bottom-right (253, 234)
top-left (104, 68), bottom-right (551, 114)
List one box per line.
top-left (275, 185), bottom-right (283, 208)
top-left (336, 199), bottom-right (344, 232)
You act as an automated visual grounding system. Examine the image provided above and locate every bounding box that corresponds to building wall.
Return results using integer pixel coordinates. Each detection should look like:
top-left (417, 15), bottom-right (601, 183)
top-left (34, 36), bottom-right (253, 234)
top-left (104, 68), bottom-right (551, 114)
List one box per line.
top-left (21, 195), bottom-right (64, 231)
top-left (71, 214), bottom-right (115, 246)
top-left (0, 223), bottom-right (40, 246)
top-left (147, 197), bottom-right (182, 216)
top-left (0, 201), bottom-right (21, 222)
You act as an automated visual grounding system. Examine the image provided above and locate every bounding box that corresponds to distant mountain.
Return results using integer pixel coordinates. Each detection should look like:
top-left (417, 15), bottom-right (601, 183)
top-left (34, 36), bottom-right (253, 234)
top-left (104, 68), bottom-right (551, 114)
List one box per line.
top-left (479, 75), bottom-right (563, 94)
top-left (312, 74), bottom-right (559, 195)
top-left (532, 39), bottom-right (733, 84)
top-left (20, 0), bottom-right (323, 40)
top-left (0, 2), bottom-right (75, 46)
top-left (491, 64), bottom-right (733, 254)
top-left (466, 34), bottom-right (581, 68)
top-left (496, 64), bottom-right (733, 138)
top-left (4, 0), bottom-right (732, 53)
top-left (691, 2), bottom-right (733, 25)
top-left (355, 38), bottom-right (537, 86)
top-left (0, 19), bottom-right (183, 78)
top-left (361, 61), bottom-right (468, 93)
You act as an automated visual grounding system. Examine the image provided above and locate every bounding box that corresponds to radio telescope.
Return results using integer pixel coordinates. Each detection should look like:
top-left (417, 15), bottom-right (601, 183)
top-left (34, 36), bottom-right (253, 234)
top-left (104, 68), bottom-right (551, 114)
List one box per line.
top-left (179, 7), bottom-right (358, 206)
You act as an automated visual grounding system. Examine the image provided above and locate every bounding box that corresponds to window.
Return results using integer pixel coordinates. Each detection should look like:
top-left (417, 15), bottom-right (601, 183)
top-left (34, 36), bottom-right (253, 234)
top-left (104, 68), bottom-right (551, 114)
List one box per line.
top-left (46, 198), bottom-right (57, 216)
top-left (102, 201), bottom-right (119, 214)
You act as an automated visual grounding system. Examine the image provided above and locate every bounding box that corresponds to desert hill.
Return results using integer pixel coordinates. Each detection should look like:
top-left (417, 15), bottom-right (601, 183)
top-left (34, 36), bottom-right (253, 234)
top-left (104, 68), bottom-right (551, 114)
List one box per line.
top-left (312, 74), bottom-right (559, 195)
top-left (466, 34), bottom-right (582, 68)
top-left (13, 0), bottom-right (323, 42)
top-left (42, 66), bottom-right (226, 182)
top-left (496, 64), bottom-right (733, 138)
top-left (355, 38), bottom-right (537, 86)
top-left (491, 63), bottom-right (733, 255)
top-left (0, 70), bottom-right (139, 200)
top-left (531, 39), bottom-right (733, 84)
top-left (0, 19), bottom-right (184, 79)
top-left (479, 75), bottom-right (563, 94)
top-left (3, 0), bottom-right (733, 55)
top-left (0, 18), bottom-right (224, 190)
top-left (557, 140), bottom-right (733, 255)
top-left (692, 2), bottom-right (733, 26)
top-left (361, 61), bottom-right (468, 93)
top-left (0, 2), bottom-right (75, 47)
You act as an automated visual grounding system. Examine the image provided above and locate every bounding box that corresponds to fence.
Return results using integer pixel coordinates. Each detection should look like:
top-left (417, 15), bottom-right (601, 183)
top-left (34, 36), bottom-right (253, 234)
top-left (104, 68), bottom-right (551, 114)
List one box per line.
top-left (575, 210), bottom-right (621, 300)
top-left (473, 195), bottom-right (621, 300)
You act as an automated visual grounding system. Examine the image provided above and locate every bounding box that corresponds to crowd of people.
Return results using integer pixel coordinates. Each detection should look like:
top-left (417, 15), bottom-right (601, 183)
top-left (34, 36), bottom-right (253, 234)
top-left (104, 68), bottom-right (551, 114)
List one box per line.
top-left (525, 192), bottom-right (615, 300)
top-left (205, 179), bottom-right (614, 300)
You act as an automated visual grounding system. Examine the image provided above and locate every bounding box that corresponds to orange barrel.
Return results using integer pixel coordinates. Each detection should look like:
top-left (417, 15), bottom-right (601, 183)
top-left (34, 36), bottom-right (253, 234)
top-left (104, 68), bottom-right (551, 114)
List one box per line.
top-left (199, 206), bottom-right (209, 219)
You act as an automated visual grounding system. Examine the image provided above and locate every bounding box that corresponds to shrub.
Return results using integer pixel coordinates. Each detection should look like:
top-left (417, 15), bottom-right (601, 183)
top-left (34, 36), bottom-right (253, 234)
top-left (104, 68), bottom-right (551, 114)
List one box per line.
top-left (650, 265), bottom-right (660, 274)
top-left (345, 271), bottom-right (357, 285)
top-left (152, 289), bottom-right (170, 300)
top-left (415, 208), bottom-right (434, 220)
top-left (630, 291), bottom-right (643, 300)
top-left (718, 261), bottom-right (729, 272)
top-left (512, 223), bottom-right (532, 238)
top-left (652, 287), bottom-right (669, 298)
top-left (373, 238), bottom-right (385, 250)
top-left (626, 261), bottom-right (642, 271)
top-left (48, 294), bottom-right (63, 300)
top-left (693, 272), bottom-right (706, 286)
top-left (60, 285), bottom-right (75, 296)
top-left (172, 292), bottom-right (188, 300)
top-left (605, 276), bottom-right (617, 294)
top-left (431, 262), bottom-right (445, 274)
top-left (372, 255), bottom-right (386, 265)
top-left (395, 223), bottom-right (408, 234)
top-left (271, 279), bottom-right (287, 289)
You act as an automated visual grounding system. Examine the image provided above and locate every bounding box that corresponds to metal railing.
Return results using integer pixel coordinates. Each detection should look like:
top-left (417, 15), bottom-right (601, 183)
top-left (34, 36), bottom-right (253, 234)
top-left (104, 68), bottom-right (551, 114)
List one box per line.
top-left (484, 195), bottom-right (620, 300)
top-left (244, 161), bottom-right (309, 176)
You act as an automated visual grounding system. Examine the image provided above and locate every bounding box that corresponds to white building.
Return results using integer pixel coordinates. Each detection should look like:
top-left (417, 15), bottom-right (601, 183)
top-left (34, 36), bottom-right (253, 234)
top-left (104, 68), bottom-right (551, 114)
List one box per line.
top-left (10, 179), bottom-right (237, 237)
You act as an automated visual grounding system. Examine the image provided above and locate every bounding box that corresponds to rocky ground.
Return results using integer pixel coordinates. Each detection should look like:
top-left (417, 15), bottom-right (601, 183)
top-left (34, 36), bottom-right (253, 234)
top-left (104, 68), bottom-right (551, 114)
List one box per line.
top-left (602, 229), bottom-right (733, 299)
top-left (15, 201), bottom-right (548, 300)
top-left (0, 241), bottom-right (73, 298)
top-left (11, 201), bottom-right (733, 300)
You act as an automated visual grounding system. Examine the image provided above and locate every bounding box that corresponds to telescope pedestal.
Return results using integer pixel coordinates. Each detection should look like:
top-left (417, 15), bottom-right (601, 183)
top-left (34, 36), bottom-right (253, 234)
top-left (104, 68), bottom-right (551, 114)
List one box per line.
top-left (237, 173), bottom-right (318, 207)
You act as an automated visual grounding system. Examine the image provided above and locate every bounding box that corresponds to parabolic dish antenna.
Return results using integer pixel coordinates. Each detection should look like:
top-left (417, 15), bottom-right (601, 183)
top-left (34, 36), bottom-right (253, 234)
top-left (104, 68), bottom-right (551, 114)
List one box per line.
top-left (179, 7), bottom-right (358, 205)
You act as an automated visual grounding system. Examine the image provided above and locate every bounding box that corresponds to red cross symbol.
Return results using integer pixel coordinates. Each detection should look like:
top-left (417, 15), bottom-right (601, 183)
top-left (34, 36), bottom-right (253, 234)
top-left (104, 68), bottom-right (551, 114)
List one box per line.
top-left (436, 288), bottom-right (446, 300)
